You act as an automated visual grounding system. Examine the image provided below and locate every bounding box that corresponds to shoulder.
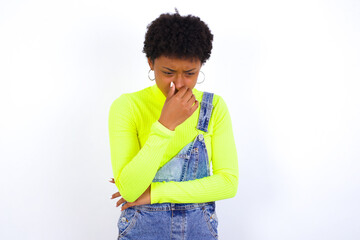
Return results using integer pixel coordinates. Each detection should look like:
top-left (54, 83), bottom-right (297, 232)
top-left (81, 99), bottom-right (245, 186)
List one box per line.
top-left (109, 86), bottom-right (152, 108)
top-left (210, 93), bottom-right (229, 120)
top-left (109, 93), bottom-right (130, 113)
top-left (193, 88), bottom-right (227, 110)
top-left (195, 89), bottom-right (231, 129)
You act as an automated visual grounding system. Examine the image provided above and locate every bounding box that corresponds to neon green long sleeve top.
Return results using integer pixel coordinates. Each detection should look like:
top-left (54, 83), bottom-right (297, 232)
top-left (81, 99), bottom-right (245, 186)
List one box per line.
top-left (108, 84), bottom-right (238, 204)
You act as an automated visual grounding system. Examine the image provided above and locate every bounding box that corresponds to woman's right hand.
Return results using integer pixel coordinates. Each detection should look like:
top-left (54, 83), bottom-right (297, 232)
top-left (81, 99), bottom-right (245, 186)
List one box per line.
top-left (158, 82), bottom-right (199, 131)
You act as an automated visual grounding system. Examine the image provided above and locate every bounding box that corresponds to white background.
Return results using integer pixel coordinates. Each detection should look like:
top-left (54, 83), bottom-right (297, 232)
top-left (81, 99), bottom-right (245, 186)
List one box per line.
top-left (1, 0), bottom-right (359, 239)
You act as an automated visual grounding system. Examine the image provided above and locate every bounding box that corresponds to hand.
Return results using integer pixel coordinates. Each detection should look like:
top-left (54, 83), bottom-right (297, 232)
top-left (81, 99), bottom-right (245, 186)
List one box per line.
top-left (158, 82), bottom-right (199, 131)
top-left (109, 178), bottom-right (151, 211)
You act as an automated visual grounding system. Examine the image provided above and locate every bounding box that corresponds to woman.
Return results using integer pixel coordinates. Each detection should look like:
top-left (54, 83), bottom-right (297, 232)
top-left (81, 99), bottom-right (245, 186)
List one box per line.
top-left (108, 10), bottom-right (238, 240)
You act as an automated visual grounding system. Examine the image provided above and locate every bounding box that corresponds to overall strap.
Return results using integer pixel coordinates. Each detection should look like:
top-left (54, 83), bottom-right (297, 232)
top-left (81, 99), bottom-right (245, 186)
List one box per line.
top-left (196, 91), bottom-right (214, 132)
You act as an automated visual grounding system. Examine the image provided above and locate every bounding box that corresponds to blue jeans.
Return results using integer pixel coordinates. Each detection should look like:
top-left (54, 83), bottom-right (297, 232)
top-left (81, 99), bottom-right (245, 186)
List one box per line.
top-left (117, 92), bottom-right (218, 240)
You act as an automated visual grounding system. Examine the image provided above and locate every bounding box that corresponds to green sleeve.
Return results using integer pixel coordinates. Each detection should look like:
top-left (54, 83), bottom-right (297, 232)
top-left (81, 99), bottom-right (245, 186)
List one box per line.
top-left (108, 94), bottom-right (175, 202)
top-left (150, 96), bottom-right (239, 204)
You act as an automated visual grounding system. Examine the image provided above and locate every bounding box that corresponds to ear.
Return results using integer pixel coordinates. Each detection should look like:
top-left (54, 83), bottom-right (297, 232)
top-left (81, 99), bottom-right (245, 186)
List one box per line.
top-left (147, 58), bottom-right (154, 70)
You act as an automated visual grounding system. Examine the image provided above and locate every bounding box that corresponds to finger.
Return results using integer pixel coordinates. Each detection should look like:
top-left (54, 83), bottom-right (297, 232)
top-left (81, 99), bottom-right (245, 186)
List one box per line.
top-left (177, 86), bottom-right (189, 98)
top-left (183, 87), bottom-right (194, 100)
top-left (110, 192), bottom-right (121, 199)
top-left (108, 178), bottom-right (115, 183)
top-left (185, 96), bottom-right (196, 110)
top-left (121, 202), bottom-right (133, 211)
top-left (186, 93), bottom-right (196, 105)
top-left (117, 199), bottom-right (127, 208)
top-left (167, 82), bottom-right (175, 99)
top-left (190, 99), bottom-right (199, 113)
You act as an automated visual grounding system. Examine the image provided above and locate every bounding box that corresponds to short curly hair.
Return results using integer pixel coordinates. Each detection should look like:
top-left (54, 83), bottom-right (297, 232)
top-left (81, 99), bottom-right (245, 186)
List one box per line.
top-left (143, 11), bottom-right (214, 64)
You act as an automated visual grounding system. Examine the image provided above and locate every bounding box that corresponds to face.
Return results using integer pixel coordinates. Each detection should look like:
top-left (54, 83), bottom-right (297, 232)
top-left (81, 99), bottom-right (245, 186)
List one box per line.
top-left (148, 55), bottom-right (202, 97)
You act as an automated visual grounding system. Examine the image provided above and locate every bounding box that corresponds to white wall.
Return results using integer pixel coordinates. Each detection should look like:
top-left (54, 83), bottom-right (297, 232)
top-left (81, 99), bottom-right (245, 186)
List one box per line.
top-left (1, 0), bottom-right (359, 239)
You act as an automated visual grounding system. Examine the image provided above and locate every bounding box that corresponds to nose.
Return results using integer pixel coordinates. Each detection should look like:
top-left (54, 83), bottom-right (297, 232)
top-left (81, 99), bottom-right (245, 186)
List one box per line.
top-left (174, 74), bottom-right (185, 90)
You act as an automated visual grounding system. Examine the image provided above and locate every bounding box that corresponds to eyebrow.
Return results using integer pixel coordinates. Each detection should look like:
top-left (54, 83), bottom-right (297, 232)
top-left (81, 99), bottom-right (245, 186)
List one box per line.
top-left (162, 67), bottom-right (197, 72)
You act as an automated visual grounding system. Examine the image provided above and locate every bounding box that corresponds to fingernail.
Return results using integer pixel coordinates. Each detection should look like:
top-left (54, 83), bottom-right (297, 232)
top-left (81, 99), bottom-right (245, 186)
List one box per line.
top-left (108, 178), bottom-right (112, 181)
top-left (170, 82), bottom-right (173, 87)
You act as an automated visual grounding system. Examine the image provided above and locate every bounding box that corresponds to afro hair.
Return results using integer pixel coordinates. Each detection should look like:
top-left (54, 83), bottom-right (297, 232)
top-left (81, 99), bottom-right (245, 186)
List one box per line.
top-left (143, 10), bottom-right (214, 64)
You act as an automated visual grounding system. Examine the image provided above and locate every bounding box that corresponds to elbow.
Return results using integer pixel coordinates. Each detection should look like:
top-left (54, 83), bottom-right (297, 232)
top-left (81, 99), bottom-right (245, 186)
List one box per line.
top-left (117, 183), bottom-right (137, 203)
top-left (213, 170), bottom-right (239, 199)
top-left (115, 177), bottom-right (137, 203)
top-left (230, 177), bottom-right (238, 198)
top-left (230, 181), bottom-right (238, 198)
top-left (223, 173), bottom-right (239, 199)
top-left (124, 195), bottom-right (137, 203)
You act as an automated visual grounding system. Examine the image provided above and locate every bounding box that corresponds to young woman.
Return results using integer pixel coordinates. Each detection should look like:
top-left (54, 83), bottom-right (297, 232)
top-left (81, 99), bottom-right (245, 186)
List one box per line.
top-left (108, 10), bottom-right (238, 240)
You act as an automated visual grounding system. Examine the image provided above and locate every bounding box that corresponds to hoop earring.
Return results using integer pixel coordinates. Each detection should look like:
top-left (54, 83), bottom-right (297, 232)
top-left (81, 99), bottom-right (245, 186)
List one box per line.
top-left (148, 69), bottom-right (155, 81)
top-left (196, 71), bottom-right (205, 84)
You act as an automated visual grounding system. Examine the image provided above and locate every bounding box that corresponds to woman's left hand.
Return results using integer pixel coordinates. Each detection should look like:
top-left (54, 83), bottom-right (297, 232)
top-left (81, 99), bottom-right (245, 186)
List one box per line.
top-left (109, 178), bottom-right (151, 211)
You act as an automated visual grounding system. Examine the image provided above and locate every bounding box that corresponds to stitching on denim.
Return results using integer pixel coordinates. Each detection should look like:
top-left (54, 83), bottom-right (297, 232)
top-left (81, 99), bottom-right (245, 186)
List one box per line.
top-left (196, 92), bottom-right (214, 132)
top-left (201, 207), bottom-right (218, 239)
top-left (118, 210), bottom-right (140, 238)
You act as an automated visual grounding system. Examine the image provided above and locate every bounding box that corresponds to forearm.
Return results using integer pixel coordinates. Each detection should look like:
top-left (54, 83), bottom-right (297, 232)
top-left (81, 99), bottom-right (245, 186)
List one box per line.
top-left (150, 170), bottom-right (238, 204)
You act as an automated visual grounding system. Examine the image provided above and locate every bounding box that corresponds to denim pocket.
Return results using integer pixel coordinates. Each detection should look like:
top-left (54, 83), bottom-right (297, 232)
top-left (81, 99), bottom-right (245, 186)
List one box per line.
top-left (201, 205), bottom-right (219, 239)
top-left (117, 208), bottom-right (140, 239)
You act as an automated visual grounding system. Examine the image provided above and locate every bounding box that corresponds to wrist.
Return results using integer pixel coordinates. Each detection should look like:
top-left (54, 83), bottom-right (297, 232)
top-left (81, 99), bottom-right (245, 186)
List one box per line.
top-left (158, 119), bottom-right (176, 131)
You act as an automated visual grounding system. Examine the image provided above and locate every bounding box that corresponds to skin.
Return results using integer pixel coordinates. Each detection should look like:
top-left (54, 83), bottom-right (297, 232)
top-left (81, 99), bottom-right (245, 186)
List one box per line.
top-left (109, 178), bottom-right (150, 210)
top-left (110, 55), bottom-right (202, 210)
top-left (148, 55), bottom-right (202, 97)
top-left (149, 55), bottom-right (202, 130)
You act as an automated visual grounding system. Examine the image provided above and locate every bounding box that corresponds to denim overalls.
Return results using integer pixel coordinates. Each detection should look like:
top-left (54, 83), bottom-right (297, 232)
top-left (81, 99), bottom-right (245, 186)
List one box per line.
top-left (117, 92), bottom-right (218, 240)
